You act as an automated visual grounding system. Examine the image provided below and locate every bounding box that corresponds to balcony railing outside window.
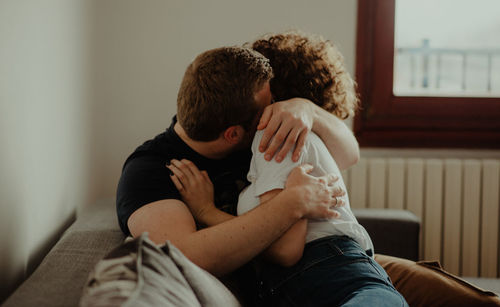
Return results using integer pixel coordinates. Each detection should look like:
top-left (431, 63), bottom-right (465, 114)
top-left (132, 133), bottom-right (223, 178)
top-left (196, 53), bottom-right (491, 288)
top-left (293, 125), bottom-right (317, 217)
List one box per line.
top-left (394, 39), bottom-right (500, 97)
top-left (354, 0), bottom-right (500, 148)
top-left (393, 0), bottom-right (500, 98)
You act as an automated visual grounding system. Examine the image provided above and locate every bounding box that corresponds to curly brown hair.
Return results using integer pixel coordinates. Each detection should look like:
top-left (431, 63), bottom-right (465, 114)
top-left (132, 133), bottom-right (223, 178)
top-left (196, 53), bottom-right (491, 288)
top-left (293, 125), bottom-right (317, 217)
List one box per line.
top-left (248, 31), bottom-right (358, 119)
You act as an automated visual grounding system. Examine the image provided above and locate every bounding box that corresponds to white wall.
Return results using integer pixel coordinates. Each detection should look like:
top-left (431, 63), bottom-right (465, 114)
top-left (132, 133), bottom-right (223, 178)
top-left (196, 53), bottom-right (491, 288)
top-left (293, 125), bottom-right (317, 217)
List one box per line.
top-left (89, 0), bottom-right (499, 202)
top-left (0, 0), bottom-right (91, 301)
top-left (0, 0), bottom-right (358, 300)
top-left (89, 0), bottom-right (358, 199)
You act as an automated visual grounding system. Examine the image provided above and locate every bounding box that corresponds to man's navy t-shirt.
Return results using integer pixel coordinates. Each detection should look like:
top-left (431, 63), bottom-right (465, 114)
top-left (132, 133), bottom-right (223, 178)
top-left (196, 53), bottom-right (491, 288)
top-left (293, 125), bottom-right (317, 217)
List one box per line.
top-left (116, 117), bottom-right (251, 236)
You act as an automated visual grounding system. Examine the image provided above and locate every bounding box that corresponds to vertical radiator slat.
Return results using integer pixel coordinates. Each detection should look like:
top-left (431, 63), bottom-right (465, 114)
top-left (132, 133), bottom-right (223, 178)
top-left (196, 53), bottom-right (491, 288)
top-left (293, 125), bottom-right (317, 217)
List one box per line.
top-left (349, 156), bottom-right (499, 277)
top-left (388, 158), bottom-right (405, 210)
top-left (424, 159), bottom-right (444, 261)
top-left (368, 158), bottom-right (386, 208)
top-left (443, 159), bottom-right (462, 275)
top-left (349, 158), bottom-right (368, 208)
top-left (407, 159), bottom-right (425, 260)
top-left (462, 159), bottom-right (481, 277)
top-left (481, 160), bottom-right (499, 277)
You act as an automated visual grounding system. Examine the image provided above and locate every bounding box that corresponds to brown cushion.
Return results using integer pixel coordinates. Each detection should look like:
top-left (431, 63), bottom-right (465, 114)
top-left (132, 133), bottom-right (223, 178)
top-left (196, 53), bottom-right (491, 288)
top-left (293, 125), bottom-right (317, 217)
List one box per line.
top-left (375, 254), bottom-right (500, 307)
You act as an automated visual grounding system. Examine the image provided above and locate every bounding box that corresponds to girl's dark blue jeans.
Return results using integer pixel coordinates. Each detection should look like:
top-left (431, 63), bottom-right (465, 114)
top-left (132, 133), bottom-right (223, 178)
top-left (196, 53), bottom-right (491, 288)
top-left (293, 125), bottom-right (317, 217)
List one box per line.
top-left (257, 235), bottom-right (409, 307)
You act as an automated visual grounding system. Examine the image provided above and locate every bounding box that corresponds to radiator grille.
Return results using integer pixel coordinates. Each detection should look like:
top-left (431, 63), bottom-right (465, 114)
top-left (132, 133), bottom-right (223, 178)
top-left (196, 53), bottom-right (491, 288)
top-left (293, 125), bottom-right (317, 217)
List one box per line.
top-left (342, 158), bottom-right (500, 277)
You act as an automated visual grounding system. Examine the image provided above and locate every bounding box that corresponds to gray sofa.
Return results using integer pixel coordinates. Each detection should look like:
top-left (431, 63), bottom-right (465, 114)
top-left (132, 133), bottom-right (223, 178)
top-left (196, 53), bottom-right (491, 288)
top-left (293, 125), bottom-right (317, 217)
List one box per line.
top-left (2, 199), bottom-right (497, 306)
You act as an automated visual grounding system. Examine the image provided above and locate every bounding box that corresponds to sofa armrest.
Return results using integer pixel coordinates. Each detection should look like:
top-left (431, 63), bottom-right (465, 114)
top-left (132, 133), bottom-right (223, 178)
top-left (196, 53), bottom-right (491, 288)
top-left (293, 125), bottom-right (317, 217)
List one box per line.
top-left (353, 209), bottom-right (420, 261)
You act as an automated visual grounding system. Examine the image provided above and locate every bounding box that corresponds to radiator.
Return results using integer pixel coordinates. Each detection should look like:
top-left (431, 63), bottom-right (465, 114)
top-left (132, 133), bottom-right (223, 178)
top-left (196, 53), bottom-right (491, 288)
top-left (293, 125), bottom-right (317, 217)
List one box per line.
top-left (342, 158), bottom-right (500, 278)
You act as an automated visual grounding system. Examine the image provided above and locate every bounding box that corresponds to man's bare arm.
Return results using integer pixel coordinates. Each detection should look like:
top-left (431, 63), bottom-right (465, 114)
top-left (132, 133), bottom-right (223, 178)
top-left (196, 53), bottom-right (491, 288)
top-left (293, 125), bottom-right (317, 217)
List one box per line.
top-left (128, 192), bottom-right (298, 276)
top-left (258, 189), bottom-right (308, 267)
top-left (129, 164), bottom-right (341, 276)
top-left (258, 182), bottom-right (344, 267)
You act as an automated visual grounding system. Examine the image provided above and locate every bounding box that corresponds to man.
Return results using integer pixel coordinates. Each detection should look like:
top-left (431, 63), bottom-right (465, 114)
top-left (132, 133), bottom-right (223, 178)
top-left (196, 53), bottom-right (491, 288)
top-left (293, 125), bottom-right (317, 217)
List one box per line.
top-left (116, 46), bottom-right (359, 277)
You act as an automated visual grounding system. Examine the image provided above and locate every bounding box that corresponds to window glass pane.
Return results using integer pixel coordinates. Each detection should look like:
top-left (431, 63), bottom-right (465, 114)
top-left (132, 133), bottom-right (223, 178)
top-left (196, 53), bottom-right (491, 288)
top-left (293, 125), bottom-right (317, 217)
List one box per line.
top-left (394, 0), bottom-right (500, 97)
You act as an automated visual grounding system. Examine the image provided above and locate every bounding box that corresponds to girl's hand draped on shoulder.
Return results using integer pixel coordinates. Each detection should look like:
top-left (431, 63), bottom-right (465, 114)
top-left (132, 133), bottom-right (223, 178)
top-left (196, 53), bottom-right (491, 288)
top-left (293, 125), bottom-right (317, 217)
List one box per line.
top-left (167, 159), bottom-right (216, 222)
top-left (258, 98), bottom-right (313, 163)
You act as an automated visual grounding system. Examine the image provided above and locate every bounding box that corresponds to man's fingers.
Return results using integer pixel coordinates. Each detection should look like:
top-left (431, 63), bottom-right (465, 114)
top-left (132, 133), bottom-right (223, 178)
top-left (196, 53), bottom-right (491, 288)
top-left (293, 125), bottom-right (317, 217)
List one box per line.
top-left (327, 209), bottom-right (341, 219)
top-left (257, 105), bottom-right (273, 131)
top-left (275, 126), bottom-right (300, 162)
top-left (330, 196), bottom-right (345, 208)
top-left (332, 186), bottom-right (345, 197)
top-left (324, 173), bottom-right (339, 186)
top-left (300, 163), bottom-right (314, 174)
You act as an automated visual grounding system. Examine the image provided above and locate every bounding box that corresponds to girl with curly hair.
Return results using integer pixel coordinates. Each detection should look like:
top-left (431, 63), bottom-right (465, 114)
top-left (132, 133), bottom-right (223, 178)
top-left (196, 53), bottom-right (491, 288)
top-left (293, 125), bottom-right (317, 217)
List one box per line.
top-left (235, 31), bottom-right (408, 306)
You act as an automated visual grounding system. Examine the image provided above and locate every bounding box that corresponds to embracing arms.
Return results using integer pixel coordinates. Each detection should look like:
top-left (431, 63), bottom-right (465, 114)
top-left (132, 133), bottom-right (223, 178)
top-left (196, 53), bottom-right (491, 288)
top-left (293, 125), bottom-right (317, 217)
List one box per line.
top-left (127, 99), bottom-right (355, 274)
top-left (258, 189), bottom-right (308, 267)
top-left (128, 163), bottom-right (342, 276)
top-left (257, 98), bottom-right (359, 170)
top-left (166, 159), bottom-right (344, 269)
top-left (258, 178), bottom-right (344, 267)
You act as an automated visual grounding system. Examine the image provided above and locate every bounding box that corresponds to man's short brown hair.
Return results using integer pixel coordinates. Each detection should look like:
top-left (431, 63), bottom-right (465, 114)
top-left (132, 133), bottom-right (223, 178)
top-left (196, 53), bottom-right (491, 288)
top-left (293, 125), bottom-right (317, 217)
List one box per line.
top-left (249, 30), bottom-right (359, 119)
top-left (177, 47), bottom-right (273, 141)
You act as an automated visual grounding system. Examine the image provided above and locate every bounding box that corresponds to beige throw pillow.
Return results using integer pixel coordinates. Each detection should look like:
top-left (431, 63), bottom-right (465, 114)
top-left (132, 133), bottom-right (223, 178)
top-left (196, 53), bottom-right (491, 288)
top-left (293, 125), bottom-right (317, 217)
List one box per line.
top-left (80, 233), bottom-right (240, 307)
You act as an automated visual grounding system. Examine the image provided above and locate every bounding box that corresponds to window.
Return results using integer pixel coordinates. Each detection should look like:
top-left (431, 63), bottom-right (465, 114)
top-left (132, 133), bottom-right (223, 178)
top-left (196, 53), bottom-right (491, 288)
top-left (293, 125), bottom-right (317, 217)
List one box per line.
top-left (354, 0), bottom-right (500, 148)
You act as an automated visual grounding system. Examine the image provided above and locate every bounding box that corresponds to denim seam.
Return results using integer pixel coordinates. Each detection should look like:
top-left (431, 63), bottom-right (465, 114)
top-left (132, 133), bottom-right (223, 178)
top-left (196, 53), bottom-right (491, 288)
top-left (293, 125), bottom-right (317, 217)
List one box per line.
top-left (268, 242), bottom-right (343, 294)
top-left (366, 258), bottom-right (395, 289)
top-left (269, 257), bottom-right (369, 295)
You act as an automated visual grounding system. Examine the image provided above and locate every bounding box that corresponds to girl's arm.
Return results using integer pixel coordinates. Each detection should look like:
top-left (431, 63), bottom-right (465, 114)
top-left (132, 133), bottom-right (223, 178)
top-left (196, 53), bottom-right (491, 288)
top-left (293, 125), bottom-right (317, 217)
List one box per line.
top-left (257, 98), bottom-right (359, 170)
top-left (259, 189), bottom-right (307, 267)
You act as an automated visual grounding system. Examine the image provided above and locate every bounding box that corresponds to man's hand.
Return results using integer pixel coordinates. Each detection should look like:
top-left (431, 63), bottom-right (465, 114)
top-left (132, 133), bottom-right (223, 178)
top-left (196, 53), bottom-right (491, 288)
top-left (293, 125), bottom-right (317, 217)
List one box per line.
top-left (167, 159), bottom-right (216, 223)
top-left (258, 98), bottom-right (313, 163)
top-left (285, 164), bottom-right (345, 219)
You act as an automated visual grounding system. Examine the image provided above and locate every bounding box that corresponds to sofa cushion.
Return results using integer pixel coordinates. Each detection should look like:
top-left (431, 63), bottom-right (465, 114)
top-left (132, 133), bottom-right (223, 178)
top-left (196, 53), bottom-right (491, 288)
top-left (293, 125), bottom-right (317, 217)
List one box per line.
top-left (375, 254), bottom-right (500, 307)
top-left (354, 209), bottom-right (420, 261)
top-left (80, 233), bottom-right (240, 307)
top-left (3, 229), bottom-right (125, 307)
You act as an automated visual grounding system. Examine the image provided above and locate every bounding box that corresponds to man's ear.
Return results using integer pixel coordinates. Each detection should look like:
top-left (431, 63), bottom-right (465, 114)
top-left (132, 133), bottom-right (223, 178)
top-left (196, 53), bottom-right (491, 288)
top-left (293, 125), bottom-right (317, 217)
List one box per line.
top-left (223, 126), bottom-right (245, 145)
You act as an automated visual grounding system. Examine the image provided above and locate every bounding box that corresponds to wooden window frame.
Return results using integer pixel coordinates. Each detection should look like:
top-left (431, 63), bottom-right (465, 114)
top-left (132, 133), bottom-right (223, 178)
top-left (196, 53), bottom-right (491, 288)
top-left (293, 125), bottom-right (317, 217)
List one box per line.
top-left (354, 0), bottom-right (500, 148)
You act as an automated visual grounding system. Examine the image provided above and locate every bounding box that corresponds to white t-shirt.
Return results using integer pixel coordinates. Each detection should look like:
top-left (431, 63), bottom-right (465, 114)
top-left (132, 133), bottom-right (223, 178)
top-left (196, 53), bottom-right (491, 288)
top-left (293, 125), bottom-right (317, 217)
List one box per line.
top-left (237, 130), bottom-right (374, 252)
